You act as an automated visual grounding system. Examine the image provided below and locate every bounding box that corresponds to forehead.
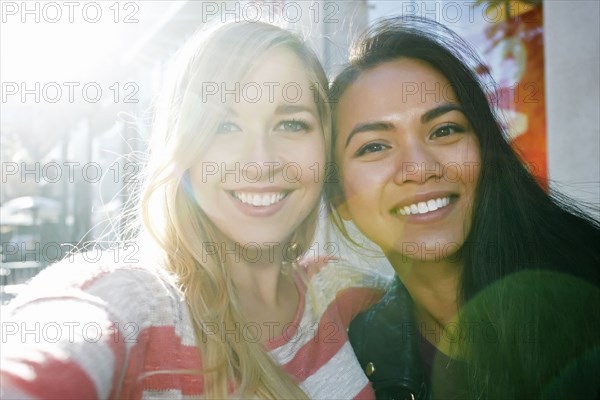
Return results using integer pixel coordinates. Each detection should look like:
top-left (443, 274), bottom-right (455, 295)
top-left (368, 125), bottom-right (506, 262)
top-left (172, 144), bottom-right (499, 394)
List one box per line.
top-left (350, 58), bottom-right (451, 96)
top-left (337, 58), bottom-right (456, 118)
top-left (220, 48), bottom-right (316, 109)
top-left (245, 48), bottom-right (307, 82)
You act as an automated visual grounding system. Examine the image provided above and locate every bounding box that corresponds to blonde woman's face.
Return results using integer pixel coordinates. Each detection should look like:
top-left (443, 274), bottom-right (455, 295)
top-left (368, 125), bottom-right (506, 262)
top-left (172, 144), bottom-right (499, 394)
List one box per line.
top-left (188, 49), bottom-right (326, 248)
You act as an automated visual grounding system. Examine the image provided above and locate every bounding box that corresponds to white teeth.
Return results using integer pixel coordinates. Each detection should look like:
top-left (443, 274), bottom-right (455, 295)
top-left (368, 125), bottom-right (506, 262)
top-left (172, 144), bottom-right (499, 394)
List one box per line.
top-left (393, 196), bottom-right (452, 216)
top-left (427, 199), bottom-right (438, 211)
top-left (232, 191), bottom-right (286, 207)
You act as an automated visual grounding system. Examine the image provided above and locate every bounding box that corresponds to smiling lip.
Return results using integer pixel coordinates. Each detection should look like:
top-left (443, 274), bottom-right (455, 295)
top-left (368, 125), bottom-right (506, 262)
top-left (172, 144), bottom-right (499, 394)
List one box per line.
top-left (391, 192), bottom-right (458, 221)
top-left (228, 188), bottom-right (291, 216)
top-left (231, 190), bottom-right (288, 207)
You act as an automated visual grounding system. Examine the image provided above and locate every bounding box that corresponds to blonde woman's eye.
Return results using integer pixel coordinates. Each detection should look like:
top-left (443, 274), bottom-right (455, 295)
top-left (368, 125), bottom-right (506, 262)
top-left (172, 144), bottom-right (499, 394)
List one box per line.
top-left (276, 120), bottom-right (310, 133)
top-left (430, 124), bottom-right (465, 139)
top-left (216, 122), bottom-right (240, 134)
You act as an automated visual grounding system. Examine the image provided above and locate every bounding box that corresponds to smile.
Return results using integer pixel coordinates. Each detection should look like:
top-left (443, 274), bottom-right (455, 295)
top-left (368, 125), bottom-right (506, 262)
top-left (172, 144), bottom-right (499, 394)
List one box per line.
top-left (392, 196), bottom-right (452, 216)
top-left (230, 191), bottom-right (289, 207)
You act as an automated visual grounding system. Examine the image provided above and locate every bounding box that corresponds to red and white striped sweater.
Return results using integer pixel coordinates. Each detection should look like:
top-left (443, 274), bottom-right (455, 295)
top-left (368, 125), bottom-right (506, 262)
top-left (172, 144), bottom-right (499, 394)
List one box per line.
top-left (1, 255), bottom-right (390, 399)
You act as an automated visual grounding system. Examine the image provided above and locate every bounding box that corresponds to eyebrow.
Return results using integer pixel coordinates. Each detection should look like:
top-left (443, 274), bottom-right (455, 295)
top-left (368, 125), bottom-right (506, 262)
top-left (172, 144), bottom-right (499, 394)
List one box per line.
top-left (421, 103), bottom-right (463, 123)
top-left (344, 104), bottom-right (464, 148)
top-left (275, 104), bottom-right (315, 115)
top-left (222, 104), bottom-right (314, 118)
top-left (344, 122), bottom-right (394, 148)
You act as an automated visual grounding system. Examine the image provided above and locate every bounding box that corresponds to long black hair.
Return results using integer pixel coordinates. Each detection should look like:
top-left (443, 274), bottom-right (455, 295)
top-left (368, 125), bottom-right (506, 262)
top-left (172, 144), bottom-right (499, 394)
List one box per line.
top-left (328, 16), bottom-right (600, 398)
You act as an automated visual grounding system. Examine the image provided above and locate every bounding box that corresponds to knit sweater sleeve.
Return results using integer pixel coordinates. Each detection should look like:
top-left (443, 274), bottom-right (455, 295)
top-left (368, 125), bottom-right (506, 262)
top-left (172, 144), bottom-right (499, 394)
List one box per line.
top-left (0, 254), bottom-right (182, 399)
top-left (302, 257), bottom-right (394, 328)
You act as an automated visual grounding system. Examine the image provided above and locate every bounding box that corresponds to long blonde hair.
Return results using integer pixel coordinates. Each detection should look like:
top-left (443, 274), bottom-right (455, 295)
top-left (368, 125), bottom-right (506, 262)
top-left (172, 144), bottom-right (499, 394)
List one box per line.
top-left (140, 21), bottom-right (331, 398)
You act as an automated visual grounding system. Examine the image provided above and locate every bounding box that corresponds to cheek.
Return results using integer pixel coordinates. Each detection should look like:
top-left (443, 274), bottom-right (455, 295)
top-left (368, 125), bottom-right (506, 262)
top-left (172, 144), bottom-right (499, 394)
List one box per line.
top-left (188, 164), bottom-right (208, 193)
top-left (341, 168), bottom-right (362, 200)
top-left (188, 153), bottom-right (223, 190)
top-left (341, 162), bottom-right (388, 208)
top-left (292, 136), bottom-right (326, 181)
top-left (187, 142), bottom-right (231, 190)
top-left (441, 138), bottom-right (481, 187)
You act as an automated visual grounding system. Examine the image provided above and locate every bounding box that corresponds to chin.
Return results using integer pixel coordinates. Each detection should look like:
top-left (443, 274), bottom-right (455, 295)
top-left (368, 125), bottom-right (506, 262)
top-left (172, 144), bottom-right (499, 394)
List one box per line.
top-left (389, 237), bottom-right (463, 263)
top-left (238, 233), bottom-right (295, 248)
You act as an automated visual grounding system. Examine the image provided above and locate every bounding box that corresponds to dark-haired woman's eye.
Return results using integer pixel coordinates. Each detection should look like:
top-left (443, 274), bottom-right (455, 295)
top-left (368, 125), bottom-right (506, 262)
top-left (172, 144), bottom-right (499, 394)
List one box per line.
top-left (355, 142), bottom-right (390, 157)
top-left (430, 124), bottom-right (465, 139)
top-left (276, 119), bottom-right (311, 133)
top-left (216, 122), bottom-right (240, 134)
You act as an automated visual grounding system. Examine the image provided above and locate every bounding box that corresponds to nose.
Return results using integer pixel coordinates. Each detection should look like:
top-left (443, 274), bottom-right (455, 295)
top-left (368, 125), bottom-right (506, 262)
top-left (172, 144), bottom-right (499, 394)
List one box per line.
top-left (393, 139), bottom-right (442, 185)
top-left (240, 133), bottom-right (282, 182)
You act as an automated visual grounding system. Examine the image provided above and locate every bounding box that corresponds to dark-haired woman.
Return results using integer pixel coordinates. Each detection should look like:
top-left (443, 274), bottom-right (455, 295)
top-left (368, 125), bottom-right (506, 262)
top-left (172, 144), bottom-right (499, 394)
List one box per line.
top-left (329, 17), bottom-right (600, 399)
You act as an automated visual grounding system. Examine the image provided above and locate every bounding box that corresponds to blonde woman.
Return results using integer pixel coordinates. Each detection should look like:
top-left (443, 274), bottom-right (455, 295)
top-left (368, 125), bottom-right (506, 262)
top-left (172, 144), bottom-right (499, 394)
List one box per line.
top-left (0, 22), bottom-right (389, 399)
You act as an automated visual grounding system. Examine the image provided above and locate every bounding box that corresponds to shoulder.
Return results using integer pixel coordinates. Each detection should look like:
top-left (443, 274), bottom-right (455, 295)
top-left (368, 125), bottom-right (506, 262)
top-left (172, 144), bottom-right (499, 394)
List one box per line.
top-left (300, 255), bottom-right (393, 293)
top-left (7, 248), bottom-right (183, 316)
top-left (297, 256), bottom-right (393, 319)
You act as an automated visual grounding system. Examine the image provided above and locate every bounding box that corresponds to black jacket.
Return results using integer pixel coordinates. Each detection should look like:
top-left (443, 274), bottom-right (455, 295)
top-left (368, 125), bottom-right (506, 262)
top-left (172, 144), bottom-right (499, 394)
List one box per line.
top-left (349, 274), bottom-right (600, 400)
top-left (349, 276), bottom-right (430, 400)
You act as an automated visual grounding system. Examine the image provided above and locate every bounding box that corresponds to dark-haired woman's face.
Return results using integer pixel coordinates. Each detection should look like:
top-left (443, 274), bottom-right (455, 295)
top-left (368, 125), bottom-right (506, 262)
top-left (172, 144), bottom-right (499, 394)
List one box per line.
top-left (334, 58), bottom-right (480, 262)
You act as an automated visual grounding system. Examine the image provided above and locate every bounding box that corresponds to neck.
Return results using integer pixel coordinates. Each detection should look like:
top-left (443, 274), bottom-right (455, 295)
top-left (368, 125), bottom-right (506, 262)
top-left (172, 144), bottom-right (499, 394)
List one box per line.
top-left (387, 252), bottom-right (462, 332)
top-left (226, 242), bottom-right (299, 340)
top-left (229, 242), bottom-right (291, 306)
